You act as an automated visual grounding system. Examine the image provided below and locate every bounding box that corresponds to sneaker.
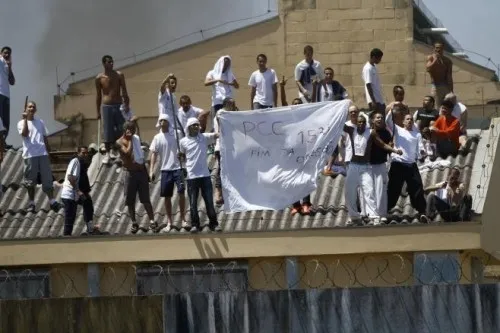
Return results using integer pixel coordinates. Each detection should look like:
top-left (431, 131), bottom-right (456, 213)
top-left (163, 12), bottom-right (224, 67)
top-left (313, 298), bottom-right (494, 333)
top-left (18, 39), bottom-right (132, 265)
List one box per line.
top-left (131, 223), bottom-right (140, 234)
top-left (181, 221), bottom-right (190, 229)
top-left (190, 226), bottom-right (199, 234)
top-left (210, 224), bottom-right (222, 232)
top-left (291, 206), bottom-right (301, 216)
top-left (372, 218), bottom-right (381, 226)
top-left (380, 217), bottom-right (388, 224)
top-left (50, 201), bottom-right (62, 212)
top-left (150, 221), bottom-right (158, 232)
top-left (419, 215), bottom-right (429, 224)
top-left (26, 203), bottom-right (36, 213)
top-left (347, 217), bottom-right (362, 226)
top-left (161, 224), bottom-right (172, 234)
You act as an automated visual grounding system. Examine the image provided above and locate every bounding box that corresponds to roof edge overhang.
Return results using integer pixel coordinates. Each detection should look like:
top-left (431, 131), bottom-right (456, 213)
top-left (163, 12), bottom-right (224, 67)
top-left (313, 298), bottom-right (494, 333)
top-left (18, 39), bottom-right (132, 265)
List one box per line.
top-left (0, 223), bottom-right (481, 267)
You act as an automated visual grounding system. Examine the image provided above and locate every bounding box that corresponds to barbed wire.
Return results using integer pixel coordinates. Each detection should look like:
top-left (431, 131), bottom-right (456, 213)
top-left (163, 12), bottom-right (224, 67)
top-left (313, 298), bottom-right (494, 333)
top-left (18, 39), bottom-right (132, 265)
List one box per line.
top-left (0, 252), bottom-right (495, 300)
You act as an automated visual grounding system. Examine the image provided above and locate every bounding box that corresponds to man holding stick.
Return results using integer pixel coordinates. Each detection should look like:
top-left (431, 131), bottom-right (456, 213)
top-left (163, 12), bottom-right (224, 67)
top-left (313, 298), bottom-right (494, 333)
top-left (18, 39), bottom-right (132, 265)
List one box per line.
top-left (96, 55), bottom-right (129, 164)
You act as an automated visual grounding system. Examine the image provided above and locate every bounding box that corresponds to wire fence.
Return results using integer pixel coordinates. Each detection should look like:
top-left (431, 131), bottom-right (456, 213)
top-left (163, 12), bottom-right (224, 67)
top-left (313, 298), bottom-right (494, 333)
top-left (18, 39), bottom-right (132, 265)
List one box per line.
top-left (0, 252), bottom-right (496, 300)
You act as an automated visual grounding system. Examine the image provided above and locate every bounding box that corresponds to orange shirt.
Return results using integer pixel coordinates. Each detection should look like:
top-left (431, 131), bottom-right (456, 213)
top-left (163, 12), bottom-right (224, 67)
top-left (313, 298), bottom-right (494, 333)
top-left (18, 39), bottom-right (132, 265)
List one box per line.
top-left (433, 115), bottom-right (460, 148)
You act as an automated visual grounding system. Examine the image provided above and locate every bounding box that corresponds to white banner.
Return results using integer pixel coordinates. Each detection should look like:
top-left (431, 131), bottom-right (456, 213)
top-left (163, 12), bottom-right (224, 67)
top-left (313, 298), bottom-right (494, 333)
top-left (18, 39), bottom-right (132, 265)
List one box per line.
top-left (219, 100), bottom-right (350, 213)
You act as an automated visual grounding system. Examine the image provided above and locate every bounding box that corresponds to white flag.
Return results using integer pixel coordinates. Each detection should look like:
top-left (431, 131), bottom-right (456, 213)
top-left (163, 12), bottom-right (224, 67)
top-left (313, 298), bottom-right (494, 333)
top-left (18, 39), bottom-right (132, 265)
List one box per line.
top-left (219, 100), bottom-right (350, 213)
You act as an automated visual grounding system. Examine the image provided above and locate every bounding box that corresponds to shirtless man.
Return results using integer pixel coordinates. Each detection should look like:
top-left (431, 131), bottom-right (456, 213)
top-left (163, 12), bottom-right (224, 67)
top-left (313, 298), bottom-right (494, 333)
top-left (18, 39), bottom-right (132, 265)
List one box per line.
top-left (426, 42), bottom-right (453, 108)
top-left (116, 121), bottom-right (157, 234)
top-left (96, 55), bottom-right (129, 164)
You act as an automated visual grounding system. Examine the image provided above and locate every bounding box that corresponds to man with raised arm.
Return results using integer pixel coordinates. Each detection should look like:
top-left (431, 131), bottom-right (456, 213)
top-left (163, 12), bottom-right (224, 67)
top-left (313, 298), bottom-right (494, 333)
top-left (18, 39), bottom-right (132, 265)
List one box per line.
top-left (149, 114), bottom-right (186, 233)
top-left (158, 73), bottom-right (178, 128)
top-left (95, 55), bottom-right (129, 164)
top-left (116, 121), bottom-right (157, 234)
top-left (18, 101), bottom-right (61, 213)
top-left (426, 42), bottom-right (453, 108)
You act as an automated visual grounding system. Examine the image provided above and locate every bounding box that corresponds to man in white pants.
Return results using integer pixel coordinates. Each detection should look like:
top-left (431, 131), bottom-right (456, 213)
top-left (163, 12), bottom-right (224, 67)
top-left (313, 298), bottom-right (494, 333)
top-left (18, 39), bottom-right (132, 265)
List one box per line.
top-left (344, 114), bottom-right (401, 226)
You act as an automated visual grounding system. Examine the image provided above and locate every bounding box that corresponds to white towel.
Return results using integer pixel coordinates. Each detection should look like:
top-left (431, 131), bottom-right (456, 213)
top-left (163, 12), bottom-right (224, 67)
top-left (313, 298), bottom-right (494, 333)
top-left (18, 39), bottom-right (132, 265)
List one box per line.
top-left (131, 134), bottom-right (144, 164)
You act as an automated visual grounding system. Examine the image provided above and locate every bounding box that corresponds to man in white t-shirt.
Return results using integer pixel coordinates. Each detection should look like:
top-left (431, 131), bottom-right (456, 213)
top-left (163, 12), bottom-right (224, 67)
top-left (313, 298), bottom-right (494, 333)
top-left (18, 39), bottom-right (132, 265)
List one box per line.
top-left (205, 56), bottom-right (239, 115)
top-left (179, 118), bottom-right (221, 234)
top-left (294, 45), bottom-right (326, 103)
top-left (61, 146), bottom-right (98, 236)
top-left (157, 73), bottom-right (178, 127)
top-left (362, 48), bottom-right (385, 112)
top-left (316, 67), bottom-right (348, 102)
top-left (18, 101), bottom-right (61, 213)
top-left (444, 92), bottom-right (469, 152)
top-left (177, 95), bottom-right (210, 133)
top-left (387, 114), bottom-right (428, 223)
top-left (0, 46), bottom-right (15, 141)
top-left (149, 114), bottom-right (186, 233)
top-left (249, 54), bottom-right (278, 110)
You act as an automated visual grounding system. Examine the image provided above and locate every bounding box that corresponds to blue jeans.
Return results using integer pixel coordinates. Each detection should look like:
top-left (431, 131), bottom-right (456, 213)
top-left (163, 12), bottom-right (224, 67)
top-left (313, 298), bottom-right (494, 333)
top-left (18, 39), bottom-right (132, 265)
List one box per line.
top-left (187, 176), bottom-right (218, 228)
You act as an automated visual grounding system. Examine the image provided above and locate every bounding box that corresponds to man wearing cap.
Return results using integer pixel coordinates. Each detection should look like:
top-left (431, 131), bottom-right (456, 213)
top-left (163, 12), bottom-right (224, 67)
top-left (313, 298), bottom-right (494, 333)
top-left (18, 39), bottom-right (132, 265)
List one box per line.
top-left (179, 118), bottom-right (221, 233)
top-left (149, 114), bottom-right (186, 233)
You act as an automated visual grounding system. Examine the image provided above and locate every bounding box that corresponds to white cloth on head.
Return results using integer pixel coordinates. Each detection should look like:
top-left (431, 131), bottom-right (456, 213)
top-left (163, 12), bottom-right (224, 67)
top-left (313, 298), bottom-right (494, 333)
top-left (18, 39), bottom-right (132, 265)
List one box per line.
top-left (61, 157), bottom-right (81, 201)
top-left (179, 133), bottom-right (216, 179)
top-left (372, 163), bottom-right (389, 217)
top-left (362, 61), bottom-right (384, 105)
top-left (345, 163), bottom-right (378, 219)
top-left (131, 134), bottom-right (144, 164)
top-left (208, 56), bottom-right (236, 106)
top-left (391, 126), bottom-right (424, 164)
top-left (150, 130), bottom-right (181, 171)
top-left (185, 117), bottom-right (200, 134)
top-left (177, 105), bottom-right (202, 131)
top-left (17, 117), bottom-right (49, 159)
top-left (157, 89), bottom-right (177, 127)
top-left (0, 57), bottom-right (10, 98)
top-left (248, 68), bottom-right (278, 106)
top-left (294, 59), bottom-right (324, 99)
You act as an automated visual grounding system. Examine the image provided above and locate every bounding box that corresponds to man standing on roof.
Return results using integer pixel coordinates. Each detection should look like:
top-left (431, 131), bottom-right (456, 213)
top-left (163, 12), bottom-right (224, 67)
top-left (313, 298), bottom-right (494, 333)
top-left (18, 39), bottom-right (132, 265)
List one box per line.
top-left (158, 73), bottom-right (178, 128)
top-left (116, 121), bottom-right (157, 234)
top-left (177, 95), bottom-right (210, 132)
top-left (61, 146), bottom-right (100, 236)
top-left (0, 46), bottom-right (15, 143)
top-left (96, 55), bottom-right (129, 164)
top-left (149, 114), bottom-right (186, 233)
top-left (249, 53), bottom-right (278, 110)
top-left (18, 101), bottom-right (61, 213)
top-left (294, 45), bottom-right (326, 103)
top-left (362, 48), bottom-right (385, 112)
top-left (205, 56), bottom-right (239, 128)
top-left (426, 42), bottom-right (453, 108)
top-left (179, 118), bottom-right (221, 233)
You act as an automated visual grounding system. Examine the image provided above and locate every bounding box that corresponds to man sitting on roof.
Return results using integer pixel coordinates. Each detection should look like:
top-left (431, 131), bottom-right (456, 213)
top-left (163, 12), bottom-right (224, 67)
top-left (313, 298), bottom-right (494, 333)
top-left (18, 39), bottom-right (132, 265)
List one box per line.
top-left (443, 92), bottom-right (469, 154)
top-left (424, 168), bottom-right (472, 222)
top-left (430, 100), bottom-right (460, 158)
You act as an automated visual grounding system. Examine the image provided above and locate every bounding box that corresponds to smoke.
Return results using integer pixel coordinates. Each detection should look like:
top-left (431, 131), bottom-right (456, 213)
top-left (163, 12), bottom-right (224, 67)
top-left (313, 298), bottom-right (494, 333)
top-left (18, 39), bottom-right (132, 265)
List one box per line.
top-left (36, 0), bottom-right (164, 81)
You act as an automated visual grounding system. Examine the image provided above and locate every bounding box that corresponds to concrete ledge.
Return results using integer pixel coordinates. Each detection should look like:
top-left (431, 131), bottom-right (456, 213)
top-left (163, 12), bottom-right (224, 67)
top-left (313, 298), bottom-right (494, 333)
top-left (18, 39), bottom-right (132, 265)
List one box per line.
top-left (0, 223), bottom-right (482, 266)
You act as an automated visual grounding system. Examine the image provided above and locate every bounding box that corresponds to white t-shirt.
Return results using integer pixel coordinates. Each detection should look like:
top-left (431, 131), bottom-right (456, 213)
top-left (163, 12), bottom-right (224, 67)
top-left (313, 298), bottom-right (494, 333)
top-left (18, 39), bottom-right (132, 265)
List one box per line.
top-left (178, 106), bottom-right (202, 131)
top-left (248, 68), bottom-right (278, 106)
top-left (131, 134), bottom-right (144, 164)
top-left (213, 109), bottom-right (224, 152)
top-left (391, 126), bottom-right (424, 164)
top-left (150, 131), bottom-right (181, 171)
top-left (294, 59), bottom-right (324, 99)
top-left (362, 62), bottom-right (384, 105)
top-left (0, 57), bottom-right (10, 98)
top-left (17, 118), bottom-right (49, 159)
top-left (206, 70), bottom-right (234, 106)
top-left (179, 133), bottom-right (216, 179)
top-left (451, 102), bottom-right (467, 123)
top-left (61, 157), bottom-right (80, 200)
top-left (317, 83), bottom-right (348, 102)
top-left (158, 90), bottom-right (177, 122)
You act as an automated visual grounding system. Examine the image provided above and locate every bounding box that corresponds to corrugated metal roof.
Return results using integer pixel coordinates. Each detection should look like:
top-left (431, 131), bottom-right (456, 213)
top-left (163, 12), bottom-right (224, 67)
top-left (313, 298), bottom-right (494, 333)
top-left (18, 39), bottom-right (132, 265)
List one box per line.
top-left (0, 137), bottom-right (483, 239)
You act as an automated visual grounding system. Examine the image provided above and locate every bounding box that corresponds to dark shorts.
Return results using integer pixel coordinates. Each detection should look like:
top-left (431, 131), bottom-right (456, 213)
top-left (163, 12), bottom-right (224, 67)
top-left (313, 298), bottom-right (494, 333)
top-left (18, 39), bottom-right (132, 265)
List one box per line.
top-left (123, 168), bottom-right (151, 206)
top-left (102, 104), bottom-right (125, 144)
top-left (160, 169), bottom-right (185, 197)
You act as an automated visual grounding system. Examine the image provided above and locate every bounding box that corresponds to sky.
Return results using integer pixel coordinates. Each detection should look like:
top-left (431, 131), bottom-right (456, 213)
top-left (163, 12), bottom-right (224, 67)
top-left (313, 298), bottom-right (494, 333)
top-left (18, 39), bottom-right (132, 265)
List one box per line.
top-left (0, 0), bottom-right (498, 148)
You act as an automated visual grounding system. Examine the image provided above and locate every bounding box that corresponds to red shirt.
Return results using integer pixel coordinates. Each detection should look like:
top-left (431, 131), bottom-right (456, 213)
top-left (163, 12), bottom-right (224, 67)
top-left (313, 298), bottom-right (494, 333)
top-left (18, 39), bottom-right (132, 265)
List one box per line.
top-left (433, 115), bottom-right (460, 148)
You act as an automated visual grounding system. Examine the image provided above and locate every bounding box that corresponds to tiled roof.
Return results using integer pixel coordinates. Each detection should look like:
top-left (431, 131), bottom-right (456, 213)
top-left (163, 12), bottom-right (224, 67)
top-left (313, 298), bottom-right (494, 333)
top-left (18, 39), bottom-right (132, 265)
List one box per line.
top-left (0, 133), bottom-right (487, 239)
